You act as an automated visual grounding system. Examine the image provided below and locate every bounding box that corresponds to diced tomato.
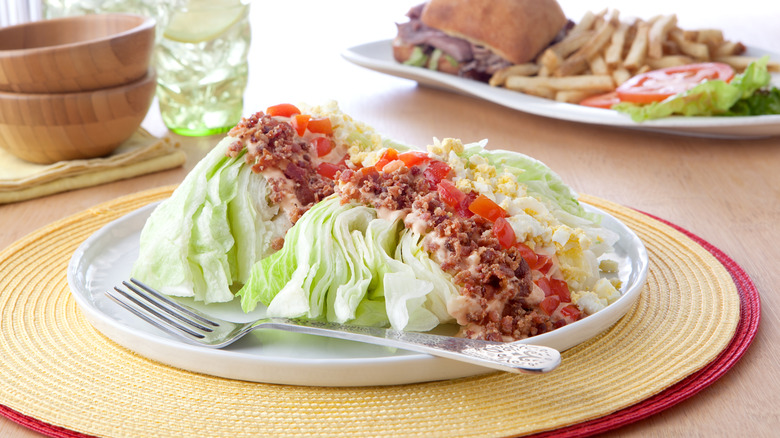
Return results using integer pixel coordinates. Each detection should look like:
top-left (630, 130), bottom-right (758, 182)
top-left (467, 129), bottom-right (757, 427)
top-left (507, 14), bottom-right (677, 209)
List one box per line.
top-left (535, 254), bottom-right (553, 274)
top-left (437, 180), bottom-right (466, 208)
top-left (550, 278), bottom-right (571, 302)
top-left (493, 217), bottom-right (516, 249)
top-left (398, 151), bottom-right (430, 167)
top-left (560, 305), bottom-right (582, 321)
top-left (616, 62), bottom-right (735, 104)
top-left (468, 194), bottom-right (506, 222)
top-left (579, 91), bottom-right (622, 109)
top-left (435, 180), bottom-right (474, 217)
top-left (536, 277), bottom-right (553, 297)
top-left (312, 137), bottom-right (333, 157)
top-left (423, 160), bottom-right (451, 188)
top-left (374, 148), bottom-right (398, 171)
top-left (360, 166), bottom-right (379, 177)
top-left (540, 296), bottom-right (560, 316)
top-left (292, 114), bottom-right (311, 136)
top-left (516, 242), bottom-right (554, 273)
top-left (307, 117), bottom-right (333, 135)
top-left (266, 103), bottom-right (300, 118)
top-left (514, 242), bottom-right (539, 268)
top-left (316, 162), bottom-right (341, 179)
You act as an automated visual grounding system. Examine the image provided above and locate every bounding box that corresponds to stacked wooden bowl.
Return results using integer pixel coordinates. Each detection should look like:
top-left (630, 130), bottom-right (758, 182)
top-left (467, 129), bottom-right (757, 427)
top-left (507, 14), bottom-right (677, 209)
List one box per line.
top-left (0, 14), bottom-right (156, 164)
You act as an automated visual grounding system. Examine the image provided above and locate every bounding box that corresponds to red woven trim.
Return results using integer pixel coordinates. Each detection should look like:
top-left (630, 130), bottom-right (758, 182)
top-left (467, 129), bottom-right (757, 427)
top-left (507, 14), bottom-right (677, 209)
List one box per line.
top-left (0, 405), bottom-right (94, 438)
top-left (0, 212), bottom-right (761, 438)
top-left (528, 211), bottom-right (761, 437)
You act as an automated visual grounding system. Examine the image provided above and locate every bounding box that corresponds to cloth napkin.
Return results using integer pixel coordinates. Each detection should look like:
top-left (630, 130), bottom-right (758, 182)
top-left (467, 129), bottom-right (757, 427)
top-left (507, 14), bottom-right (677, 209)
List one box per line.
top-left (0, 128), bottom-right (186, 204)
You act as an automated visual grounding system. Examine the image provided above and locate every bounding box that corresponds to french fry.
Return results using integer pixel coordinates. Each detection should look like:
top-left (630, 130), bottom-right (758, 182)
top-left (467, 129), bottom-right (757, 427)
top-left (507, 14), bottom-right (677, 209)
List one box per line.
top-left (548, 31), bottom-right (595, 58)
top-left (647, 55), bottom-right (694, 69)
top-left (623, 21), bottom-right (650, 70)
top-left (588, 55), bottom-right (609, 76)
top-left (555, 90), bottom-right (599, 104)
top-left (539, 49), bottom-right (563, 73)
top-left (505, 75), bottom-right (615, 93)
top-left (696, 29), bottom-right (724, 47)
top-left (648, 14), bottom-right (677, 59)
top-left (570, 10), bottom-right (601, 34)
top-left (669, 28), bottom-right (710, 60)
top-left (714, 41), bottom-right (746, 57)
top-left (489, 63), bottom-right (540, 87)
top-left (715, 56), bottom-right (780, 72)
top-left (556, 15), bottom-right (616, 76)
top-left (605, 20), bottom-right (630, 67)
top-left (612, 66), bottom-right (632, 86)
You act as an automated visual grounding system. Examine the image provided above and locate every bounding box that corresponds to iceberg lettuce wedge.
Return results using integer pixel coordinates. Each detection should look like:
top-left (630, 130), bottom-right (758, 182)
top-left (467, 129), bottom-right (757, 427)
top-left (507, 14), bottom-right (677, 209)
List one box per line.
top-left (131, 138), bottom-right (288, 303)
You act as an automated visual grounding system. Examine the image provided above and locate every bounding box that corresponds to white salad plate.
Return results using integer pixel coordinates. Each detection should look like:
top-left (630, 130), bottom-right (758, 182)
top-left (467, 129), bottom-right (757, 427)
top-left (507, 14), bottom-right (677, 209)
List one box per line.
top-left (68, 201), bottom-right (649, 387)
top-left (342, 39), bottom-right (780, 139)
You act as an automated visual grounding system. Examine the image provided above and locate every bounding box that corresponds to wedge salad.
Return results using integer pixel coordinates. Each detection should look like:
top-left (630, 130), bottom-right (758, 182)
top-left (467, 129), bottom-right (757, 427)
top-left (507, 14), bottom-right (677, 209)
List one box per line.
top-left (132, 102), bottom-right (623, 342)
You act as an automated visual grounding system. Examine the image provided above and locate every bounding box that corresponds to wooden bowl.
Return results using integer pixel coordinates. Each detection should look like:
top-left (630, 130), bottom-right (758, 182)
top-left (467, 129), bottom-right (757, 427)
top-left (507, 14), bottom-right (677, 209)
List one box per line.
top-left (0, 14), bottom-right (155, 93)
top-left (0, 69), bottom-right (156, 164)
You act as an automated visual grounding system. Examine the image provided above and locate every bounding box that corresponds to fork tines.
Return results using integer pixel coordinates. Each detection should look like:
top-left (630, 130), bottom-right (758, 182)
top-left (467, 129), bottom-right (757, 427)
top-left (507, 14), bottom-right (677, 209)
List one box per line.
top-left (106, 279), bottom-right (218, 340)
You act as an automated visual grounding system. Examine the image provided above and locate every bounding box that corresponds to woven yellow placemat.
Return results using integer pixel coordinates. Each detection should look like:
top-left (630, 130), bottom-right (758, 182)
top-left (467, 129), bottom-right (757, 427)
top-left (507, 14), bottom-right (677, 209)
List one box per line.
top-left (0, 187), bottom-right (740, 438)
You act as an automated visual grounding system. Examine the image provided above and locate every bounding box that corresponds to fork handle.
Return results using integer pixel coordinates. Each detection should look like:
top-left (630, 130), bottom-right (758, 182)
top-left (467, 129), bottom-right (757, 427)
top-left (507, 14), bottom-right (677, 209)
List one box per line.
top-left (256, 319), bottom-right (561, 374)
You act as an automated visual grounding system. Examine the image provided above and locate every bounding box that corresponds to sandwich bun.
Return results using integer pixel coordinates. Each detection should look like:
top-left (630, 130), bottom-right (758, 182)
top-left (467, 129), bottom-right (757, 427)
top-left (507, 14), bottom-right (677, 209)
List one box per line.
top-left (420, 0), bottom-right (567, 65)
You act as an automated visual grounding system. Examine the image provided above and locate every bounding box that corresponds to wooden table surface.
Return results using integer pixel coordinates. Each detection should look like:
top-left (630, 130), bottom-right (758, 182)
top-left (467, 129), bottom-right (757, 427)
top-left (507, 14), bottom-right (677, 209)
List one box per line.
top-left (1, 1), bottom-right (778, 436)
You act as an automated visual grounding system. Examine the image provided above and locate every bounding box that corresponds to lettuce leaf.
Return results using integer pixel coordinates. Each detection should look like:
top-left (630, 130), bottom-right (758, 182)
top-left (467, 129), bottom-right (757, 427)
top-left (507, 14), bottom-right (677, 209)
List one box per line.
top-left (615, 56), bottom-right (775, 121)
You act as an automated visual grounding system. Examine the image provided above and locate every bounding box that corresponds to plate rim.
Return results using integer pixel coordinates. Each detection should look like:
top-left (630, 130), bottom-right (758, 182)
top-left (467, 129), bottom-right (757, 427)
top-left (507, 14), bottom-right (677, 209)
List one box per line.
top-left (341, 39), bottom-right (780, 139)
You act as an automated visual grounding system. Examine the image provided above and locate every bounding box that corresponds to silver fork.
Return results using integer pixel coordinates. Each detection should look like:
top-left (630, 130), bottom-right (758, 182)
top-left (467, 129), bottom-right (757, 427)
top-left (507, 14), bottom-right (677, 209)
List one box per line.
top-left (106, 278), bottom-right (561, 374)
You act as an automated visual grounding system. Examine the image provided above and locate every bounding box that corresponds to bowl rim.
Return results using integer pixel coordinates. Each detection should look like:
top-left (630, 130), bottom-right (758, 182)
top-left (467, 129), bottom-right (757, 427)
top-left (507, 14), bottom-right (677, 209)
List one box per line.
top-left (0, 13), bottom-right (156, 55)
top-left (0, 68), bottom-right (157, 100)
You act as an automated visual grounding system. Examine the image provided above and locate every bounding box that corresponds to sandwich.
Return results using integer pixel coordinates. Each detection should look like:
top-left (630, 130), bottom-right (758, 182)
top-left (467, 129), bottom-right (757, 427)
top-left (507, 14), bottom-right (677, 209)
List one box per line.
top-left (393, 0), bottom-right (569, 81)
top-left (132, 102), bottom-right (622, 342)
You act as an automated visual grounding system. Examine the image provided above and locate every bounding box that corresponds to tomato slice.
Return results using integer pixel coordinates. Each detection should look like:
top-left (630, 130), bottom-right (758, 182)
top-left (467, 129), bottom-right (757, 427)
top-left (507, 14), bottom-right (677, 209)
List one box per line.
top-left (307, 117), bottom-right (332, 135)
top-left (579, 91), bottom-right (622, 109)
top-left (492, 217), bottom-right (516, 249)
top-left (468, 194), bottom-right (506, 222)
top-left (312, 137), bottom-right (333, 157)
top-left (291, 114), bottom-right (310, 136)
top-left (616, 62), bottom-right (735, 104)
top-left (266, 103), bottom-right (300, 118)
top-left (398, 151), bottom-right (430, 167)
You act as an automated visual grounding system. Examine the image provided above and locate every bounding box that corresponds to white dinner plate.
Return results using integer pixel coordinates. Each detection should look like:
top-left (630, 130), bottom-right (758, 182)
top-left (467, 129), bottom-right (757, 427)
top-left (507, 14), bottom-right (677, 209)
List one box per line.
top-left (68, 201), bottom-right (648, 387)
top-left (342, 39), bottom-right (780, 139)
